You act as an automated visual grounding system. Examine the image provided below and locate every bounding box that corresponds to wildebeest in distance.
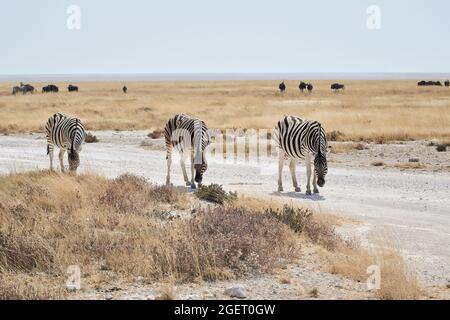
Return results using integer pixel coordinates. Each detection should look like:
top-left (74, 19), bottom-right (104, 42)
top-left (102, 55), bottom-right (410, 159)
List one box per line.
top-left (279, 82), bottom-right (286, 93)
top-left (331, 83), bottom-right (345, 92)
top-left (122, 86), bottom-right (128, 93)
top-left (445, 80), bottom-right (450, 87)
top-left (42, 85), bottom-right (59, 93)
top-left (12, 83), bottom-right (34, 95)
top-left (306, 83), bottom-right (313, 92)
top-left (68, 84), bottom-right (78, 92)
top-left (418, 80), bottom-right (443, 87)
top-left (299, 81), bottom-right (307, 92)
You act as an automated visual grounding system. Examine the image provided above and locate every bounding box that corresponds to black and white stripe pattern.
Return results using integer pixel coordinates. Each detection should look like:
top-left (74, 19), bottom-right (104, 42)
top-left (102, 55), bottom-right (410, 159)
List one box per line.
top-left (164, 114), bottom-right (210, 188)
top-left (274, 115), bottom-right (328, 194)
top-left (45, 113), bottom-right (86, 172)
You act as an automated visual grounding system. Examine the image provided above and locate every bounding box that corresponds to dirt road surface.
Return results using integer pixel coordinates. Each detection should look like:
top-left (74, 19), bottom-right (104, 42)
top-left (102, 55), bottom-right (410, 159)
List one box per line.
top-left (1, 131), bottom-right (449, 288)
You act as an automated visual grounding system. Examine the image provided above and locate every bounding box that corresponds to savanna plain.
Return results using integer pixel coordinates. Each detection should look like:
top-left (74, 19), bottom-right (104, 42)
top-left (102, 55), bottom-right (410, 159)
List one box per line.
top-left (0, 80), bottom-right (449, 300)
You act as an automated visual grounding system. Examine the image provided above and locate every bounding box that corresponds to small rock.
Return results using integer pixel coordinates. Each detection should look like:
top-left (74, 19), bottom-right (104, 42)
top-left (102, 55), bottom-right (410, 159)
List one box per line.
top-left (409, 158), bottom-right (419, 163)
top-left (105, 294), bottom-right (113, 300)
top-left (224, 285), bottom-right (246, 299)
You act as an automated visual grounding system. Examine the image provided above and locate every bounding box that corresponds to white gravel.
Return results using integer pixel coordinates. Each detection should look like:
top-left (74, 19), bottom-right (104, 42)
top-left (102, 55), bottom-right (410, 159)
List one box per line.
top-left (0, 131), bottom-right (449, 287)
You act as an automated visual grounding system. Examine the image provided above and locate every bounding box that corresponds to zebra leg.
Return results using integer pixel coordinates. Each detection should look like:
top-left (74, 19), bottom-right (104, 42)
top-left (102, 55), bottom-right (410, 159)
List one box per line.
top-left (166, 153), bottom-right (172, 186)
top-left (277, 149), bottom-right (284, 192)
top-left (48, 144), bottom-right (54, 171)
top-left (180, 155), bottom-right (190, 186)
top-left (305, 154), bottom-right (312, 195)
top-left (190, 152), bottom-right (196, 189)
top-left (313, 170), bottom-right (319, 194)
top-left (289, 159), bottom-right (301, 192)
top-left (58, 149), bottom-right (66, 172)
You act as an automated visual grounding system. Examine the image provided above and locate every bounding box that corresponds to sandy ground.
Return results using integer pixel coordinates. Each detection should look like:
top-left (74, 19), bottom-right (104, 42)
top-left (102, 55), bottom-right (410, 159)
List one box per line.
top-left (1, 131), bottom-right (449, 292)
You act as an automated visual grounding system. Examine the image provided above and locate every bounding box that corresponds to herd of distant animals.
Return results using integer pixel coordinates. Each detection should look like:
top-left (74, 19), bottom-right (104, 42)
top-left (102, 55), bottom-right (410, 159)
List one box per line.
top-left (11, 82), bottom-right (128, 95)
top-left (278, 80), bottom-right (450, 93)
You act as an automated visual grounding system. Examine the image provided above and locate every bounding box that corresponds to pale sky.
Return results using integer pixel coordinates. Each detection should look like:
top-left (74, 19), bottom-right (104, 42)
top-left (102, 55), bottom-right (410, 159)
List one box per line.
top-left (1, 0), bottom-right (449, 75)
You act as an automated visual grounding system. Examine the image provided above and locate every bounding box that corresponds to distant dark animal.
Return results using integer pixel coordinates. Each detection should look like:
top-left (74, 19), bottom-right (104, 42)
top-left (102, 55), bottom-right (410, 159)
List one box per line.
top-left (299, 82), bottom-right (307, 92)
top-left (23, 84), bottom-right (35, 94)
top-left (418, 80), bottom-right (443, 87)
top-left (331, 83), bottom-right (345, 91)
top-left (445, 80), bottom-right (449, 87)
top-left (43, 85), bottom-right (59, 93)
top-left (122, 86), bottom-right (128, 93)
top-left (279, 82), bottom-right (286, 93)
top-left (68, 84), bottom-right (78, 92)
top-left (12, 86), bottom-right (25, 95)
top-left (306, 83), bottom-right (313, 92)
top-left (12, 84), bottom-right (34, 94)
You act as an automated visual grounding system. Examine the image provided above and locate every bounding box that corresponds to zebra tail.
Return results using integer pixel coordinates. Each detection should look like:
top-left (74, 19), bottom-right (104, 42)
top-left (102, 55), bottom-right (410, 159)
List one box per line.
top-left (47, 144), bottom-right (49, 155)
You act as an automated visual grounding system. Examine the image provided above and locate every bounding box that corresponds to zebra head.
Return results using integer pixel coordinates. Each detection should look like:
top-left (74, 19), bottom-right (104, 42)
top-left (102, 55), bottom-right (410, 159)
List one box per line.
top-left (68, 150), bottom-right (80, 172)
top-left (314, 123), bottom-right (328, 187)
top-left (194, 157), bottom-right (208, 185)
top-left (314, 153), bottom-right (327, 187)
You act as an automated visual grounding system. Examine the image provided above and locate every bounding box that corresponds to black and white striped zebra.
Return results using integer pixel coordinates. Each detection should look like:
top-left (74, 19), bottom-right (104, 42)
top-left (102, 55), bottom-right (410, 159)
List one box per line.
top-left (164, 114), bottom-right (210, 188)
top-left (45, 113), bottom-right (86, 173)
top-left (274, 115), bottom-right (328, 195)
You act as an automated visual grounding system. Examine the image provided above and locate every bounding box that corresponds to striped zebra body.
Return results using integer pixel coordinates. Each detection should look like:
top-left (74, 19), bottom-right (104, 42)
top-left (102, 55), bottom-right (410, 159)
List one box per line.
top-left (45, 113), bottom-right (86, 172)
top-left (274, 115), bottom-right (328, 194)
top-left (164, 114), bottom-right (210, 188)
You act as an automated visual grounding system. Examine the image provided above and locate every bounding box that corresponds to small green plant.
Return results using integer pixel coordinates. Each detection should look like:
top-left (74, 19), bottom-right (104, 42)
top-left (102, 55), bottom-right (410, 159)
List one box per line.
top-left (264, 205), bottom-right (313, 233)
top-left (85, 132), bottom-right (99, 143)
top-left (195, 184), bottom-right (237, 205)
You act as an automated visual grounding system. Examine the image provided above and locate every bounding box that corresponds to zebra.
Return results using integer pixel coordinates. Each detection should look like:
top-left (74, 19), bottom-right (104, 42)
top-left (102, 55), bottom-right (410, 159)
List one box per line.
top-left (164, 114), bottom-right (210, 189)
top-left (45, 113), bottom-right (86, 173)
top-left (273, 115), bottom-right (328, 195)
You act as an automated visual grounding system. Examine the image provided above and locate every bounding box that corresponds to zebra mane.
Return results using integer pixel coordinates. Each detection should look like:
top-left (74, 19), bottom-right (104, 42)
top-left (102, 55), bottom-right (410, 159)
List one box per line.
top-left (317, 122), bottom-right (322, 156)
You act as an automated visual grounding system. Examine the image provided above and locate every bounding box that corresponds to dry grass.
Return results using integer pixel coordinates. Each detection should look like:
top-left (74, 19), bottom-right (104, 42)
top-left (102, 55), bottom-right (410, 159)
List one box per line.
top-left (0, 171), bottom-right (299, 299)
top-left (329, 142), bottom-right (367, 154)
top-left (1, 80), bottom-right (449, 142)
top-left (325, 239), bottom-right (422, 300)
top-left (390, 163), bottom-right (426, 170)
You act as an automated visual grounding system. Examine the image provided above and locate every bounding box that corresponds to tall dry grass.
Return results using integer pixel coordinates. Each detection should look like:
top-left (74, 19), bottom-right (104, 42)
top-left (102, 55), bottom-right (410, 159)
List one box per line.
top-left (0, 80), bottom-right (449, 141)
top-left (0, 171), bottom-right (299, 299)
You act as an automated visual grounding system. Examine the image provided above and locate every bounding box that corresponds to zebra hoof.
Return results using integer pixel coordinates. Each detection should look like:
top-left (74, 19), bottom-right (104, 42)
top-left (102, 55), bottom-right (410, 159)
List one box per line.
top-left (185, 181), bottom-right (191, 186)
top-left (190, 183), bottom-right (197, 189)
top-left (278, 186), bottom-right (283, 192)
top-left (306, 190), bottom-right (312, 196)
top-left (313, 188), bottom-right (320, 194)
top-left (294, 187), bottom-right (301, 192)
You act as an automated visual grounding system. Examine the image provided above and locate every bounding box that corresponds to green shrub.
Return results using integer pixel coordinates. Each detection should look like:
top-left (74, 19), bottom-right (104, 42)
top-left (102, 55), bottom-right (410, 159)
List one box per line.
top-left (264, 205), bottom-right (312, 233)
top-left (195, 184), bottom-right (237, 205)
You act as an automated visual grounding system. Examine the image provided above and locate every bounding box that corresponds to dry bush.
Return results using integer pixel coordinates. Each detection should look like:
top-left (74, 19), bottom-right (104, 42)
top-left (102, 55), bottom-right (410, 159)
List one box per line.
top-left (436, 144), bottom-right (448, 152)
top-left (265, 205), bottom-right (341, 251)
top-left (84, 132), bottom-right (99, 143)
top-left (0, 171), bottom-right (299, 298)
top-left (0, 273), bottom-right (66, 300)
top-left (148, 129), bottom-right (164, 139)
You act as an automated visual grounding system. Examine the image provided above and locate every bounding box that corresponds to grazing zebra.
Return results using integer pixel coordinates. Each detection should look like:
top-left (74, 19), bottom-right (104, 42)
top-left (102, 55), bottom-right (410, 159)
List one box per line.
top-left (273, 116), bottom-right (328, 195)
top-left (45, 113), bottom-right (86, 173)
top-left (164, 114), bottom-right (210, 188)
